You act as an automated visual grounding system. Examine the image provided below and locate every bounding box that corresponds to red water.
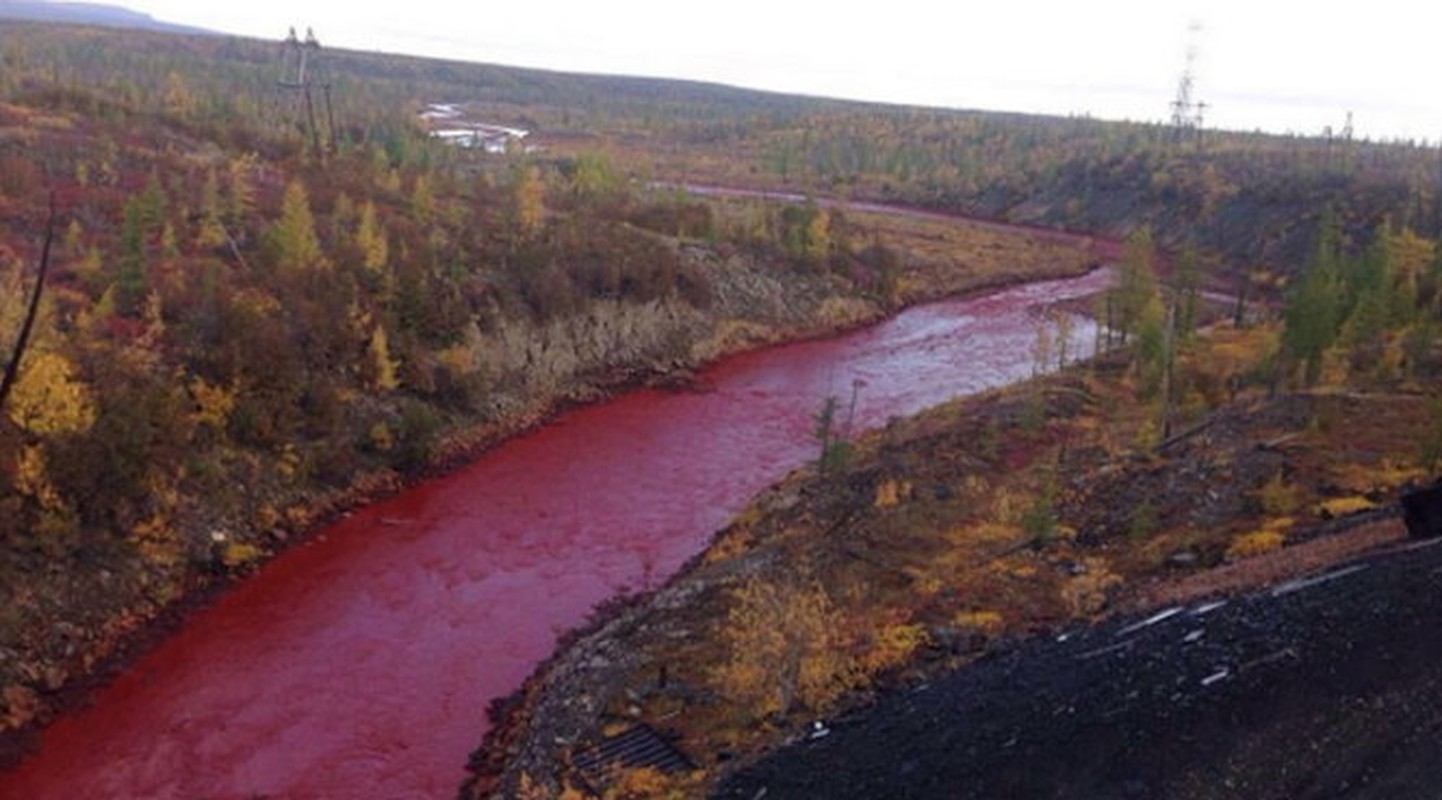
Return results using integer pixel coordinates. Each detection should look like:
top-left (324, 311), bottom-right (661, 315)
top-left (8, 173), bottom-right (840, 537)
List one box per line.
top-left (1, 269), bottom-right (1110, 800)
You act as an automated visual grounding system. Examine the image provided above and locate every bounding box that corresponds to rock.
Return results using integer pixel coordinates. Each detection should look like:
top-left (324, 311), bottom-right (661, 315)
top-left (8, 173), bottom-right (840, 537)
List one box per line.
top-left (1123, 778), bottom-right (1150, 797)
top-left (1401, 483), bottom-right (1442, 539)
top-left (1, 683), bottom-right (40, 729)
top-left (1168, 551), bottom-right (1199, 568)
top-left (41, 665), bottom-right (67, 692)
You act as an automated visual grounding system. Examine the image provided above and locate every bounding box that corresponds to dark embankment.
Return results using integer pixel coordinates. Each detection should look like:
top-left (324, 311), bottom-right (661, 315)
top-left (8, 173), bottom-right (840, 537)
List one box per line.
top-left (717, 533), bottom-right (1442, 800)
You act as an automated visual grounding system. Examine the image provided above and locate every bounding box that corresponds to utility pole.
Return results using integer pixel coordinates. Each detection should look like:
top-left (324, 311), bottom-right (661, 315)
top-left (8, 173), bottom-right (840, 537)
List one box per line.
top-left (278, 27), bottom-right (336, 158)
top-left (1169, 22), bottom-right (1206, 148)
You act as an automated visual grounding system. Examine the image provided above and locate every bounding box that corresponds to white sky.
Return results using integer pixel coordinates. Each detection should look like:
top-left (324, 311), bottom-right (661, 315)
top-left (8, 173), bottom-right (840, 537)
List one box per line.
top-left (119, 0), bottom-right (1442, 142)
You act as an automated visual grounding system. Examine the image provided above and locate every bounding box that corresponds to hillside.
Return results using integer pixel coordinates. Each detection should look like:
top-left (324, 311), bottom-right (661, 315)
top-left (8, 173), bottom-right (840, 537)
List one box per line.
top-left (6, 20), bottom-right (1437, 279)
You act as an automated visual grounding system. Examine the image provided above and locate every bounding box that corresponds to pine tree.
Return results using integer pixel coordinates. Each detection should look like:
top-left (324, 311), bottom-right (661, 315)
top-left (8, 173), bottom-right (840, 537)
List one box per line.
top-left (1173, 245), bottom-right (1203, 341)
top-left (411, 174), bottom-right (437, 226)
top-left (162, 70), bottom-right (195, 115)
top-left (509, 164), bottom-right (545, 238)
top-left (225, 154), bottom-right (257, 226)
top-left (1112, 227), bottom-right (1160, 343)
top-left (1282, 214), bottom-right (1344, 385)
top-left (196, 168), bottom-right (227, 249)
top-left (1134, 292), bottom-right (1168, 398)
top-left (804, 205), bottom-right (831, 264)
top-left (270, 179), bottom-right (325, 273)
top-left (357, 201), bottom-right (389, 275)
top-left (367, 325), bottom-right (400, 391)
top-left (568, 151), bottom-right (618, 202)
top-left (115, 198), bottom-right (148, 317)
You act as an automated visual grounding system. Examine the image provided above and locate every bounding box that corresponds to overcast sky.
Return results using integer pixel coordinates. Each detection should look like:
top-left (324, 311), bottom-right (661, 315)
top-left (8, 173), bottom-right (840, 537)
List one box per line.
top-left (120, 0), bottom-right (1441, 142)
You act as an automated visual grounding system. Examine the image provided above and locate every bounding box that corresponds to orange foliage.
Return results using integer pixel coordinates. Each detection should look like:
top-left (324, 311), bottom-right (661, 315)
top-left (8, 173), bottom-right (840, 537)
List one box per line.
top-left (711, 576), bottom-right (858, 718)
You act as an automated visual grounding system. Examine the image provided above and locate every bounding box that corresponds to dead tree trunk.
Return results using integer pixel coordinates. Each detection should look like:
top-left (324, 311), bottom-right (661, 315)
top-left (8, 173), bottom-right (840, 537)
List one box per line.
top-left (0, 198), bottom-right (57, 414)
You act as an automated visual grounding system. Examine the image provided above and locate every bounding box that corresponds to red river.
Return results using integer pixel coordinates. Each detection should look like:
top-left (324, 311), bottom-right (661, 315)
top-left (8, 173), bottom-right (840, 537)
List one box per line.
top-left (2, 269), bottom-right (1110, 800)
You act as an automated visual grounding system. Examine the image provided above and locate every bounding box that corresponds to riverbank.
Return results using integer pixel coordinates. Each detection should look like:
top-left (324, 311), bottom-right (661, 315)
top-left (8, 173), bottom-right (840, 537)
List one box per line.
top-left (464, 318), bottom-right (1435, 798)
top-left (716, 517), bottom-right (1437, 799)
top-left (0, 203), bottom-right (1102, 793)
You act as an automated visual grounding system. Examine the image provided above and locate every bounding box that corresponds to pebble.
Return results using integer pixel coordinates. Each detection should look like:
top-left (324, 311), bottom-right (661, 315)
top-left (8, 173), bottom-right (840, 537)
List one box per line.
top-left (1168, 551), bottom-right (1199, 568)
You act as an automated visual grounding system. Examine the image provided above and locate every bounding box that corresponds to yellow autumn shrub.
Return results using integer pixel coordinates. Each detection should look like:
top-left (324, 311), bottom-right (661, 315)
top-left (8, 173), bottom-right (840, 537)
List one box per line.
top-left (1226, 517), bottom-right (1293, 560)
top-left (6, 350), bottom-right (96, 436)
top-left (1258, 472), bottom-right (1302, 516)
top-left (1315, 496), bottom-right (1377, 519)
top-left (954, 609), bottom-right (1005, 635)
top-left (1060, 558), bottom-right (1123, 615)
top-left (711, 576), bottom-right (858, 718)
top-left (856, 623), bottom-right (929, 675)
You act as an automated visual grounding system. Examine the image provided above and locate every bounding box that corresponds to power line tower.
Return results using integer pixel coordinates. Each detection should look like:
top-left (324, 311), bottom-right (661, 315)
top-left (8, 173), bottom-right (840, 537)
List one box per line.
top-left (1169, 22), bottom-right (1206, 146)
top-left (278, 27), bottom-right (336, 157)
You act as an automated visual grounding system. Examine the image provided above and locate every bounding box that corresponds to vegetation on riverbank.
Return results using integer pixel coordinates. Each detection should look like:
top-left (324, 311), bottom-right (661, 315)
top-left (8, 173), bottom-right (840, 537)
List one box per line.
top-left (466, 218), bottom-right (1442, 798)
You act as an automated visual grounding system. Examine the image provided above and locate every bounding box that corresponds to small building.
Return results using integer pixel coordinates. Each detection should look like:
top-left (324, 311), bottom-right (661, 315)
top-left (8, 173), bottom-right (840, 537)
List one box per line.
top-left (421, 104), bottom-right (529, 154)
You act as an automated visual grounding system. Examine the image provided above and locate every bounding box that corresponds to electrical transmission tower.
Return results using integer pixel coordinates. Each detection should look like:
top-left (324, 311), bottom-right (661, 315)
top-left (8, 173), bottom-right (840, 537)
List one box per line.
top-left (1169, 22), bottom-right (1207, 146)
top-left (278, 27), bottom-right (337, 157)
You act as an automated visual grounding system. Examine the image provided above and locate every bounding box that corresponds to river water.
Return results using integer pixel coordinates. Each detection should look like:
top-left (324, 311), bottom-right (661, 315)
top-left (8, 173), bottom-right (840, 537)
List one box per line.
top-left (1, 269), bottom-right (1110, 800)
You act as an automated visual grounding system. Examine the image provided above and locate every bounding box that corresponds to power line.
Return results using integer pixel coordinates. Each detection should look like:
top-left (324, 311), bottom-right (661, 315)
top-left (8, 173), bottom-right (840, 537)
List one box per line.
top-left (278, 27), bottom-right (337, 157)
top-left (1169, 22), bottom-right (1206, 146)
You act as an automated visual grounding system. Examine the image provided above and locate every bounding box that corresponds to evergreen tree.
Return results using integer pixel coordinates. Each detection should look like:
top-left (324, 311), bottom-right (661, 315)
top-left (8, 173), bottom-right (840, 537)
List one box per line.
top-left (509, 164), bottom-right (545, 239)
top-left (1282, 214), bottom-right (1344, 385)
top-left (1112, 227), bottom-right (1160, 343)
top-left (366, 325), bottom-right (400, 391)
top-left (357, 201), bottom-right (389, 275)
top-left (115, 198), bottom-right (148, 317)
top-left (269, 179), bottom-right (325, 273)
top-left (1173, 245), bottom-right (1203, 341)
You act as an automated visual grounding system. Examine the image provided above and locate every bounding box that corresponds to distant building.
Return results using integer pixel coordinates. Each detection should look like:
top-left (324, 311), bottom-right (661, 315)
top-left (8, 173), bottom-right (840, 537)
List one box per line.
top-left (420, 104), bottom-right (528, 154)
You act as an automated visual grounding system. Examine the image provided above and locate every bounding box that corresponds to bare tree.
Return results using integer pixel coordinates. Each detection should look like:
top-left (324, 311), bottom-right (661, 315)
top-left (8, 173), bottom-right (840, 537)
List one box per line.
top-left (0, 197), bottom-right (56, 414)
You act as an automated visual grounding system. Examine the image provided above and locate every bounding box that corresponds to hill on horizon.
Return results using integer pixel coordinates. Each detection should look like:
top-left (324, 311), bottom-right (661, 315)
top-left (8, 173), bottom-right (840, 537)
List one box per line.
top-left (0, 0), bottom-right (208, 35)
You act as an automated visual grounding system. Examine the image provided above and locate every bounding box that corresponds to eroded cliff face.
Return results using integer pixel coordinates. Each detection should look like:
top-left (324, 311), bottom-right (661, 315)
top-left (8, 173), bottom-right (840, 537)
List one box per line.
top-left (476, 248), bottom-right (884, 416)
top-left (479, 298), bottom-right (708, 395)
